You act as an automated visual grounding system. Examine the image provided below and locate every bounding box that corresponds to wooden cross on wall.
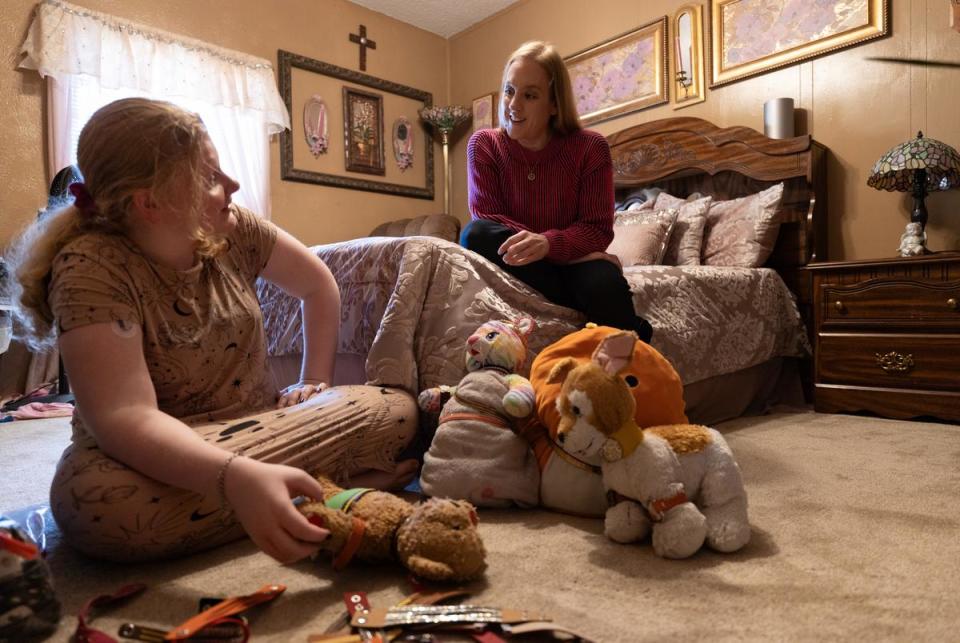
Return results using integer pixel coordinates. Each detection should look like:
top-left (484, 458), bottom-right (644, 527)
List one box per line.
top-left (349, 25), bottom-right (377, 71)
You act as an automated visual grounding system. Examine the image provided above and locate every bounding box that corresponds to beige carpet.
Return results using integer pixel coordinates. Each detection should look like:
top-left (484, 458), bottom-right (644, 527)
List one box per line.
top-left (2, 409), bottom-right (959, 642)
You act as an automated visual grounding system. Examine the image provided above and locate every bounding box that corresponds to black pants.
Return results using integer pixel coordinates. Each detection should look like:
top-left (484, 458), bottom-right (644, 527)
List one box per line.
top-left (461, 219), bottom-right (653, 343)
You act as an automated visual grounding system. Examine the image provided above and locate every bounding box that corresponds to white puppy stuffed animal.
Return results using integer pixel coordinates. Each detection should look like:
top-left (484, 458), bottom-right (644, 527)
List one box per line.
top-left (548, 330), bottom-right (750, 558)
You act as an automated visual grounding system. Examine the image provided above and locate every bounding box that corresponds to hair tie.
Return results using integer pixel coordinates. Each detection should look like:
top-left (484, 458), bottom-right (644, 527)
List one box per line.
top-left (68, 182), bottom-right (98, 216)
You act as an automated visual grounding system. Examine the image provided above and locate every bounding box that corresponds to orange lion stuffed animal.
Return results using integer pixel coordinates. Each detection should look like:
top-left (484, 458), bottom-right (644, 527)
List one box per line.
top-left (528, 325), bottom-right (688, 517)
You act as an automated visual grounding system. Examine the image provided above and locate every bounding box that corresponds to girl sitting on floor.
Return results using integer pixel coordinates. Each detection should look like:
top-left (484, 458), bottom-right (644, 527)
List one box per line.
top-left (5, 98), bottom-right (418, 563)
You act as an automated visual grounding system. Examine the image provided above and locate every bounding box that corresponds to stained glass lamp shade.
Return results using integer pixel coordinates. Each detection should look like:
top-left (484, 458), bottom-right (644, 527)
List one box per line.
top-left (866, 131), bottom-right (960, 231)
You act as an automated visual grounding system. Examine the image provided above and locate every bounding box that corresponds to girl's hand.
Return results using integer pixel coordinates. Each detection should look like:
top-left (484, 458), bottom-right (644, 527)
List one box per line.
top-left (498, 230), bottom-right (550, 266)
top-left (223, 456), bottom-right (330, 563)
top-left (277, 381), bottom-right (328, 408)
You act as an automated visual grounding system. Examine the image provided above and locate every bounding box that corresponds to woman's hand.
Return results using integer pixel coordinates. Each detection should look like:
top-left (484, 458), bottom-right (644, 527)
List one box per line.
top-left (277, 381), bottom-right (328, 408)
top-left (499, 230), bottom-right (550, 266)
top-left (223, 456), bottom-right (330, 563)
top-left (566, 250), bottom-right (622, 270)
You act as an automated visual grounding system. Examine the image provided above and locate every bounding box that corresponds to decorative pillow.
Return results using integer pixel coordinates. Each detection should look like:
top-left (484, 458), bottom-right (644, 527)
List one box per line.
top-left (607, 208), bottom-right (678, 267)
top-left (700, 183), bottom-right (784, 267)
top-left (652, 193), bottom-right (712, 266)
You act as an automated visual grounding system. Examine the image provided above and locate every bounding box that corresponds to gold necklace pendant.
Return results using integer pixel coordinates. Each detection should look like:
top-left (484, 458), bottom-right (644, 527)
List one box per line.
top-left (527, 170), bottom-right (536, 181)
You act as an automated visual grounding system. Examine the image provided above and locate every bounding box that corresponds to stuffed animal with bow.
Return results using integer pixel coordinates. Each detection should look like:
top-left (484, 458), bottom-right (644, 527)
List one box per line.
top-left (548, 330), bottom-right (750, 558)
top-left (417, 318), bottom-right (540, 507)
top-left (298, 476), bottom-right (486, 582)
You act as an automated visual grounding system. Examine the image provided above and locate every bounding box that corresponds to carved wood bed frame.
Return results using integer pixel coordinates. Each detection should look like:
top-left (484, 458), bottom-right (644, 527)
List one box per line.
top-left (606, 117), bottom-right (827, 326)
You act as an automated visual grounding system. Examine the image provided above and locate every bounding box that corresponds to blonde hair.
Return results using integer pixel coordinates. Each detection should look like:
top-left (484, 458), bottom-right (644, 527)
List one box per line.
top-left (500, 41), bottom-right (582, 136)
top-left (5, 98), bottom-right (222, 350)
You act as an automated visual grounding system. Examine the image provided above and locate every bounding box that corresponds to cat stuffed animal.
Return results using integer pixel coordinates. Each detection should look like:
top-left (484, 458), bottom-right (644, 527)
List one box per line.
top-left (548, 330), bottom-right (750, 559)
top-left (418, 318), bottom-right (540, 507)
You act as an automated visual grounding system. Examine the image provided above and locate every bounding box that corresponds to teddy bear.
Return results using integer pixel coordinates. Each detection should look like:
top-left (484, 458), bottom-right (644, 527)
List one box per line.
top-left (417, 318), bottom-right (541, 507)
top-left (527, 324), bottom-right (688, 517)
top-left (297, 476), bottom-right (486, 582)
top-left (546, 329), bottom-right (751, 559)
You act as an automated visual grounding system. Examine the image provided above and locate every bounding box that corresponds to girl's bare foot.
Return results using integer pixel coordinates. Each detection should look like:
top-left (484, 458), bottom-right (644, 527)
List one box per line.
top-left (349, 459), bottom-right (419, 490)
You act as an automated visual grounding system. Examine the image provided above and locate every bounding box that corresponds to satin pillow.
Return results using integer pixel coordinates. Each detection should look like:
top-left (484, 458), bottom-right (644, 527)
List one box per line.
top-left (700, 183), bottom-right (784, 267)
top-left (651, 193), bottom-right (712, 266)
top-left (607, 208), bottom-right (678, 267)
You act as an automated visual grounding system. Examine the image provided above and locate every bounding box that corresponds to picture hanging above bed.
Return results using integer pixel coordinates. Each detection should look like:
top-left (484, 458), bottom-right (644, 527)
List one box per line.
top-left (564, 17), bottom-right (669, 125)
top-left (277, 49), bottom-right (435, 200)
top-left (709, 0), bottom-right (890, 87)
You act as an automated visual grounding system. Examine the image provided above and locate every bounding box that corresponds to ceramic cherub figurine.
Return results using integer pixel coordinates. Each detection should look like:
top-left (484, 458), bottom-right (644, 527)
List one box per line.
top-left (547, 330), bottom-right (751, 559)
top-left (417, 318), bottom-right (540, 507)
top-left (898, 222), bottom-right (928, 257)
top-left (298, 476), bottom-right (486, 582)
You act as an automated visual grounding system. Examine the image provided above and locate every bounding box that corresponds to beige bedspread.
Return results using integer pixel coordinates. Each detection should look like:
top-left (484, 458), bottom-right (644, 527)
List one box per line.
top-left (257, 236), bottom-right (808, 394)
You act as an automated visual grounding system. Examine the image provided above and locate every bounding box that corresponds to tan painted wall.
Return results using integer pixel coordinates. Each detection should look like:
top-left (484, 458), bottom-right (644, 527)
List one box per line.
top-left (449, 0), bottom-right (960, 261)
top-left (0, 0), bottom-right (448, 250)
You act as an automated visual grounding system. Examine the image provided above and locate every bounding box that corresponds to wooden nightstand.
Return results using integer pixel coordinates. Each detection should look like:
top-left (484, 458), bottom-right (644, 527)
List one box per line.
top-left (805, 253), bottom-right (960, 422)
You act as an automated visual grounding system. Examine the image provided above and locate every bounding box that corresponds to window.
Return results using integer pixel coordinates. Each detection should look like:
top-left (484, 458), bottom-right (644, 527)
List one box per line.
top-left (20, 0), bottom-right (289, 218)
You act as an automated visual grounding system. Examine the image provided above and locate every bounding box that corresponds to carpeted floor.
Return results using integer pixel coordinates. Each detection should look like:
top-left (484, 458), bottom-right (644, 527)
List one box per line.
top-left (2, 409), bottom-right (959, 642)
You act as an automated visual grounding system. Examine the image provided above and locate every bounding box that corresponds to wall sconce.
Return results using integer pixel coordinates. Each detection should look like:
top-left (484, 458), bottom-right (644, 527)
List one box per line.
top-left (672, 3), bottom-right (706, 109)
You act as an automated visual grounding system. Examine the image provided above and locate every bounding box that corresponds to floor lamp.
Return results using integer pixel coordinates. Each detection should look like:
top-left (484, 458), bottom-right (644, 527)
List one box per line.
top-left (419, 106), bottom-right (470, 214)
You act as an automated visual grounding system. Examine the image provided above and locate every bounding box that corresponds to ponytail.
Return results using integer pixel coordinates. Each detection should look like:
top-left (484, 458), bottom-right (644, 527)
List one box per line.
top-left (5, 205), bottom-right (87, 350)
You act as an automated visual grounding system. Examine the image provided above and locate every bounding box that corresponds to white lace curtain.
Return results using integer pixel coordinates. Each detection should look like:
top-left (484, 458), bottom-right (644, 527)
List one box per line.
top-left (18, 0), bottom-right (290, 219)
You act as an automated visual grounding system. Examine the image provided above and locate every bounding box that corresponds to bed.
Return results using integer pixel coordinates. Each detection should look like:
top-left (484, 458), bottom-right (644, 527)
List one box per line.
top-left (258, 116), bottom-right (827, 426)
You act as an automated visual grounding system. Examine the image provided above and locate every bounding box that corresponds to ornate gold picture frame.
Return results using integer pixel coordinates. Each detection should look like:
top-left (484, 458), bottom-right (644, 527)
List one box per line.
top-left (564, 17), bottom-right (669, 126)
top-left (471, 93), bottom-right (496, 134)
top-left (710, 0), bottom-right (890, 87)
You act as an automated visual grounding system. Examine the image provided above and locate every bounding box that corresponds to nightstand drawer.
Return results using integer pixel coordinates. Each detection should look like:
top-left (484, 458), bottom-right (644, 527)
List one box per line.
top-left (821, 281), bottom-right (960, 328)
top-left (818, 333), bottom-right (960, 390)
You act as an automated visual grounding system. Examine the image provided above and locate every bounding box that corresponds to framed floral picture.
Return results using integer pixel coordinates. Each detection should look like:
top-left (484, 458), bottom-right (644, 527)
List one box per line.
top-left (564, 17), bottom-right (669, 126)
top-left (710, 0), bottom-right (890, 87)
top-left (343, 87), bottom-right (384, 175)
top-left (471, 93), bottom-right (496, 133)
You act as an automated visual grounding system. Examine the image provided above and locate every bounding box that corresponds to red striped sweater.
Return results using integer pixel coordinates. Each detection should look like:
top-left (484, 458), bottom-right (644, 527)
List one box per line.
top-left (466, 127), bottom-right (615, 263)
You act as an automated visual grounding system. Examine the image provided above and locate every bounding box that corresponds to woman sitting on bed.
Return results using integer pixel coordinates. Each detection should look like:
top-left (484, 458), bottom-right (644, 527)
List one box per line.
top-left (461, 40), bottom-right (652, 343)
top-left (5, 98), bottom-right (418, 563)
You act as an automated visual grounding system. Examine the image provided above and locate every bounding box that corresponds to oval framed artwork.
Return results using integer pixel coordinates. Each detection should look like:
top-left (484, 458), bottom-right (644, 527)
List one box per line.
top-left (392, 117), bottom-right (414, 171)
top-left (303, 95), bottom-right (328, 157)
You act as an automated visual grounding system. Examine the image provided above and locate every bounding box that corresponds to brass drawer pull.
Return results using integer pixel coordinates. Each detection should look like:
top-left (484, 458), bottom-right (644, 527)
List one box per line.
top-left (949, 298), bottom-right (958, 310)
top-left (875, 351), bottom-right (914, 374)
top-left (834, 300), bottom-right (845, 312)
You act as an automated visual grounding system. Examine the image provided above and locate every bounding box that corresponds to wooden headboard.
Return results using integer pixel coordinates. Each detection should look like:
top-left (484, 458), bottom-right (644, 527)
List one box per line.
top-left (605, 116), bottom-right (827, 310)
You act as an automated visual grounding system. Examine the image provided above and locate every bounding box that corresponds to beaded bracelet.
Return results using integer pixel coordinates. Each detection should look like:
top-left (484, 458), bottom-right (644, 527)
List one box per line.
top-left (216, 453), bottom-right (240, 511)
